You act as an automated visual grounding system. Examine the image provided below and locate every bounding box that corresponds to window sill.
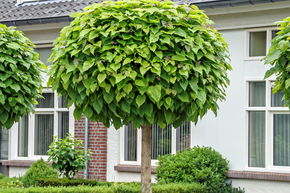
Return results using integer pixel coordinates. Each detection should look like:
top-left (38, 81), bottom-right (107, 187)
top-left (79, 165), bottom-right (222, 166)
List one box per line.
top-left (114, 164), bottom-right (157, 174)
top-left (115, 165), bottom-right (290, 182)
top-left (227, 170), bottom-right (290, 182)
top-left (0, 160), bottom-right (36, 167)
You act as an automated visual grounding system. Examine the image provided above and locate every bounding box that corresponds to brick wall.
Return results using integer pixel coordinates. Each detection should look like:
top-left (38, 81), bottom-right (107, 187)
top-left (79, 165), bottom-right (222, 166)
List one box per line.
top-left (74, 116), bottom-right (108, 181)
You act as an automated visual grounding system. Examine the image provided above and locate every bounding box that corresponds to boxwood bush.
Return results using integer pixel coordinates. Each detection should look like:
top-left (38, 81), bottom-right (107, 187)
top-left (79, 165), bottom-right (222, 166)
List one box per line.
top-left (21, 159), bottom-right (58, 187)
top-left (156, 146), bottom-right (229, 190)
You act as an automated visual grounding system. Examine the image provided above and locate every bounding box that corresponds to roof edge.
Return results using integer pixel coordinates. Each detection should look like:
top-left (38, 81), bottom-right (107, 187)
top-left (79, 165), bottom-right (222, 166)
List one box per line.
top-left (0, 16), bottom-right (72, 26)
top-left (193, 0), bottom-right (289, 9)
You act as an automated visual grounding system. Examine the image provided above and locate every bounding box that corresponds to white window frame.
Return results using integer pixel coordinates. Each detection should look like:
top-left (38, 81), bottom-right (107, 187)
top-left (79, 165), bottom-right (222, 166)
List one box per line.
top-left (245, 78), bottom-right (290, 173)
top-left (11, 88), bottom-right (74, 161)
top-left (120, 123), bottom-right (192, 166)
top-left (245, 27), bottom-right (277, 61)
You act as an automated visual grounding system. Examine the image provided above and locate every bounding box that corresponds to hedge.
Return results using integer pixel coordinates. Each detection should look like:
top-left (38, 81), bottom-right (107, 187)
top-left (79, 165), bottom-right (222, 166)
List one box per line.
top-left (36, 178), bottom-right (111, 187)
top-left (0, 183), bottom-right (207, 193)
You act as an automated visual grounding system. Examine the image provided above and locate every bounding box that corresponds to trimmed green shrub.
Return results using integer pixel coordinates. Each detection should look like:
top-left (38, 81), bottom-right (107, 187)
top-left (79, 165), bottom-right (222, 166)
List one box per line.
top-left (37, 177), bottom-right (111, 187)
top-left (0, 186), bottom-right (113, 193)
top-left (21, 159), bottom-right (58, 186)
top-left (215, 182), bottom-right (245, 193)
top-left (156, 146), bottom-right (229, 190)
top-left (0, 177), bottom-right (23, 188)
top-left (153, 183), bottom-right (206, 193)
top-left (0, 183), bottom-right (207, 193)
top-left (48, 134), bottom-right (91, 178)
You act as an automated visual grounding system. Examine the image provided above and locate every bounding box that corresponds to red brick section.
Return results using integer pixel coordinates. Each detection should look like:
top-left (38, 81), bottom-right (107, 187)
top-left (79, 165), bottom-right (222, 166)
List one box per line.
top-left (74, 116), bottom-right (108, 181)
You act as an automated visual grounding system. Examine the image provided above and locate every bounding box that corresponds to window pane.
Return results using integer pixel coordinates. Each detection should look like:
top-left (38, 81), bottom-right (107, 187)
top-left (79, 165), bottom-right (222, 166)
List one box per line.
top-left (248, 111), bottom-right (265, 167)
top-left (35, 48), bottom-right (52, 66)
top-left (271, 89), bottom-right (285, 107)
top-left (152, 124), bottom-right (172, 160)
top-left (272, 30), bottom-right (279, 39)
top-left (58, 96), bottom-right (68, 108)
top-left (0, 128), bottom-right (9, 160)
top-left (249, 31), bottom-right (266, 57)
top-left (18, 115), bottom-right (28, 157)
top-left (176, 121), bottom-right (191, 151)
top-left (273, 114), bottom-right (290, 166)
top-left (58, 112), bottom-right (69, 139)
top-left (36, 93), bottom-right (54, 108)
top-left (249, 82), bottom-right (266, 107)
top-left (124, 124), bottom-right (137, 161)
top-left (35, 114), bottom-right (54, 155)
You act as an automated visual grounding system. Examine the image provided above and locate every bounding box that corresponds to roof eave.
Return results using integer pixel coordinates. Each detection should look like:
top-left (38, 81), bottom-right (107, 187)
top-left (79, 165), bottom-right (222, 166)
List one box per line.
top-left (193, 0), bottom-right (289, 9)
top-left (0, 16), bottom-right (72, 26)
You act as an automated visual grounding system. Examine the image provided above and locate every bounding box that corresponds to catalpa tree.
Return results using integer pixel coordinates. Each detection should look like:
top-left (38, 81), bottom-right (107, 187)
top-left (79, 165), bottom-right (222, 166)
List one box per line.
top-left (0, 24), bottom-right (44, 128)
top-left (48, 1), bottom-right (231, 192)
top-left (264, 17), bottom-right (290, 108)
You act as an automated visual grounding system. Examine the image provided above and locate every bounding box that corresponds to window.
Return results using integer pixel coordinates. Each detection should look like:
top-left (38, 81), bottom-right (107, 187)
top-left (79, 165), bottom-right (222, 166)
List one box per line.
top-left (18, 89), bottom-right (71, 157)
top-left (122, 122), bottom-right (191, 164)
top-left (35, 48), bottom-right (52, 66)
top-left (247, 29), bottom-right (278, 58)
top-left (247, 80), bottom-right (290, 170)
top-left (0, 129), bottom-right (9, 160)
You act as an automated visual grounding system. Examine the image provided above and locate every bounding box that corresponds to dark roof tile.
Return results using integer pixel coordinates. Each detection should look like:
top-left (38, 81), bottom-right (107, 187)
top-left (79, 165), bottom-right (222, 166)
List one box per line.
top-left (0, 0), bottom-right (211, 23)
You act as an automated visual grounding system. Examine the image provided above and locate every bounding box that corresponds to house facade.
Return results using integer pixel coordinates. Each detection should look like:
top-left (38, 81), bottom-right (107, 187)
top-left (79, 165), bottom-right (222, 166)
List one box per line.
top-left (1, 0), bottom-right (290, 192)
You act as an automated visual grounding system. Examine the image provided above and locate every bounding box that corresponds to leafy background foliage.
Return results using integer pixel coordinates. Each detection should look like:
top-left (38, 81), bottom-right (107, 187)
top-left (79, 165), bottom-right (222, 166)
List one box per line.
top-left (49, 0), bottom-right (231, 129)
top-left (0, 24), bottom-right (44, 128)
top-left (48, 134), bottom-right (91, 178)
top-left (264, 17), bottom-right (290, 108)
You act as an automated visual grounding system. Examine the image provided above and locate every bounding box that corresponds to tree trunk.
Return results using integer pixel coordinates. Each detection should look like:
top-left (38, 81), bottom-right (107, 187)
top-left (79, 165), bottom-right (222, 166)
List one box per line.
top-left (141, 125), bottom-right (152, 193)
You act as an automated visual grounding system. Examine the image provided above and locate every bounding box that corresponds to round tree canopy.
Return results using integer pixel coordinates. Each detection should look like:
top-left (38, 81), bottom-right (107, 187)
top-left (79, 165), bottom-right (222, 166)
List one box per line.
top-left (49, 0), bottom-right (232, 129)
top-left (0, 24), bottom-right (44, 128)
top-left (264, 17), bottom-right (290, 108)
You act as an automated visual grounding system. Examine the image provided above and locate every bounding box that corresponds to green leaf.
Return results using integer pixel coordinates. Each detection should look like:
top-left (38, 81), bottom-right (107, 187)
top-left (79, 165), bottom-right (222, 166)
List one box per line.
top-left (196, 89), bottom-right (207, 104)
top-left (135, 79), bottom-right (146, 87)
top-left (123, 58), bottom-right (133, 65)
top-left (106, 52), bottom-right (116, 62)
top-left (123, 83), bottom-right (133, 94)
top-left (97, 74), bottom-right (107, 84)
top-left (103, 92), bottom-right (114, 104)
top-left (156, 51), bottom-right (163, 59)
top-left (10, 84), bottom-right (20, 92)
top-left (0, 113), bottom-right (8, 125)
top-left (178, 92), bottom-right (190, 102)
top-left (136, 95), bottom-right (146, 107)
top-left (82, 60), bottom-right (94, 72)
top-left (121, 101), bottom-right (131, 113)
top-left (84, 106), bottom-right (93, 119)
top-left (172, 55), bottom-right (187, 61)
top-left (115, 74), bottom-right (126, 83)
top-left (174, 28), bottom-right (187, 37)
top-left (93, 99), bottom-right (103, 114)
top-left (73, 108), bottom-right (82, 120)
top-left (143, 103), bottom-right (153, 117)
top-left (147, 85), bottom-right (162, 103)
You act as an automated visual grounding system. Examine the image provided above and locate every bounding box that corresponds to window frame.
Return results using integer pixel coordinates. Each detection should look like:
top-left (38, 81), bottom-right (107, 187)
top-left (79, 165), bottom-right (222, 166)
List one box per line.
top-left (246, 78), bottom-right (290, 173)
top-left (12, 88), bottom-right (74, 160)
top-left (245, 27), bottom-right (277, 61)
top-left (119, 123), bottom-right (192, 166)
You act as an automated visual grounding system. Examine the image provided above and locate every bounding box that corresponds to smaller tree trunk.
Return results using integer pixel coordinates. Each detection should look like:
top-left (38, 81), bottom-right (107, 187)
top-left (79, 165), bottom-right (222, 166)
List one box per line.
top-left (141, 125), bottom-right (152, 193)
